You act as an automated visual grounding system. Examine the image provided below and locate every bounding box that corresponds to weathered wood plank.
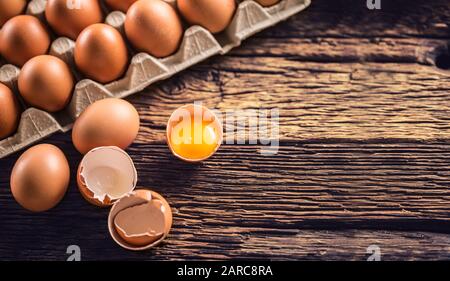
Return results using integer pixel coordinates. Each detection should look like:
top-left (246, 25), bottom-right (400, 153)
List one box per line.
top-left (2, 228), bottom-right (450, 261)
top-left (1, 138), bottom-right (450, 260)
top-left (259, 0), bottom-right (450, 38)
top-left (131, 59), bottom-right (450, 143)
top-left (231, 37), bottom-right (446, 65)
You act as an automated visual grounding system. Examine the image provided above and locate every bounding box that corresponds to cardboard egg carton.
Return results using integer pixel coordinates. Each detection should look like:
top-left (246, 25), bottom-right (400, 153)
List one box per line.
top-left (0, 0), bottom-right (311, 159)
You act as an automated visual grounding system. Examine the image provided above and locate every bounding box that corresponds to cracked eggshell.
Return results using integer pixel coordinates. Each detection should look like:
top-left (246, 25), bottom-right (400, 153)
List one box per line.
top-left (114, 200), bottom-right (166, 246)
top-left (77, 146), bottom-right (137, 207)
top-left (74, 24), bottom-right (129, 83)
top-left (108, 189), bottom-right (173, 250)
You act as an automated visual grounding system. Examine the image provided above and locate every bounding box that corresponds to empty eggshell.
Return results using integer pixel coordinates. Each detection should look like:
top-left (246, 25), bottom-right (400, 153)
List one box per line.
top-left (177, 0), bottom-right (236, 33)
top-left (105, 0), bottom-right (137, 12)
top-left (72, 98), bottom-right (140, 154)
top-left (108, 189), bottom-right (173, 250)
top-left (125, 0), bottom-right (184, 58)
top-left (74, 23), bottom-right (129, 83)
top-left (0, 0), bottom-right (27, 27)
top-left (77, 146), bottom-right (137, 207)
top-left (10, 144), bottom-right (70, 212)
top-left (45, 0), bottom-right (103, 40)
top-left (255, 0), bottom-right (281, 7)
top-left (18, 55), bottom-right (74, 112)
top-left (0, 15), bottom-right (51, 66)
top-left (0, 83), bottom-right (21, 139)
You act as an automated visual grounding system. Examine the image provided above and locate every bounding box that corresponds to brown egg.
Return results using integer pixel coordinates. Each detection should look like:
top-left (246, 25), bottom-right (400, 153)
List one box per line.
top-left (18, 55), bottom-right (74, 112)
top-left (10, 144), bottom-right (70, 212)
top-left (0, 0), bottom-right (27, 27)
top-left (105, 0), bottom-right (137, 12)
top-left (45, 0), bottom-right (103, 40)
top-left (72, 98), bottom-right (140, 154)
top-left (255, 0), bottom-right (281, 7)
top-left (177, 0), bottom-right (236, 33)
top-left (125, 0), bottom-right (183, 58)
top-left (74, 24), bottom-right (129, 83)
top-left (108, 189), bottom-right (173, 250)
top-left (0, 83), bottom-right (21, 139)
top-left (0, 15), bottom-right (51, 66)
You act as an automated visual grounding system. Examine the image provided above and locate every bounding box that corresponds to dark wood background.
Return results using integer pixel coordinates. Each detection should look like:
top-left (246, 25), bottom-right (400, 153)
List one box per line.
top-left (1, 0), bottom-right (450, 260)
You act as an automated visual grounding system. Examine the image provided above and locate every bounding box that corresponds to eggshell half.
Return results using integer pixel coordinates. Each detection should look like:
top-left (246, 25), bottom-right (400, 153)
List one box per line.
top-left (77, 146), bottom-right (137, 207)
top-left (166, 104), bottom-right (223, 162)
top-left (114, 200), bottom-right (166, 246)
top-left (108, 189), bottom-right (173, 250)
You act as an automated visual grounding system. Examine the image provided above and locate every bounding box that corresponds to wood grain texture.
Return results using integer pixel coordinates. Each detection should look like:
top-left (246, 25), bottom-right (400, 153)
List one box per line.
top-left (1, 0), bottom-right (450, 260)
top-left (133, 60), bottom-right (450, 143)
top-left (1, 140), bottom-right (450, 260)
top-left (258, 0), bottom-right (450, 38)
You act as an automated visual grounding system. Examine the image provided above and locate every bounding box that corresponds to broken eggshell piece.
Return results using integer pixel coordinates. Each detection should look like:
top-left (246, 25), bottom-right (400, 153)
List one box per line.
top-left (108, 189), bottom-right (173, 251)
top-left (114, 200), bottom-right (166, 246)
top-left (77, 146), bottom-right (137, 207)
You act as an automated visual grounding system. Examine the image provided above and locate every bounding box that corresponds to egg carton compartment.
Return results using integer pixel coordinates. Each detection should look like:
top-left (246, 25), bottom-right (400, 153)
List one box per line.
top-left (0, 0), bottom-right (311, 158)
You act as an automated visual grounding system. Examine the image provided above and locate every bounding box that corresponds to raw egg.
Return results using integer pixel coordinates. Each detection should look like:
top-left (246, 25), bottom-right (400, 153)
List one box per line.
top-left (108, 189), bottom-right (172, 250)
top-left (0, 15), bottom-right (51, 66)
top-left (167, 104), bottom-right (222, 162)
top-left (0, 0), bottom-right (27, 27)
top-left (74, 23), bottom-right (129, 83)
top-left (125, 0), bottom-right (183, 58)
top-left (255, 0), bottom-right (281, 7)
top-left (45, 0), bottom-right (103, 40)
top-left (105, 0), bottom-right (137, 12)
top-left (10, 144), bottom-right (70, 212)
top-left (72, 98), bottom-right (140, 154)
top-left (18, 55), bottom-right (74, 112)
top-left (77, 146), bottom-right (137, 206)
top-left (177, 0), bottom-right (236, 33)
top-left (0, 83), bottom-right (21, 139)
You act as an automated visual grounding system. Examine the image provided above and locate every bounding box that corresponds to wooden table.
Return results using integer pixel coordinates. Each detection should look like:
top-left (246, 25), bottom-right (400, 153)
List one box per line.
top-left (1, 0), bottom-right (450, 261)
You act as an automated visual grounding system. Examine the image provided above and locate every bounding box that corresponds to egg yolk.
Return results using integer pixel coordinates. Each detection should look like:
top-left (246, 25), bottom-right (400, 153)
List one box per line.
top-left (169, 119), bottom-right (220, 161)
